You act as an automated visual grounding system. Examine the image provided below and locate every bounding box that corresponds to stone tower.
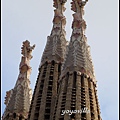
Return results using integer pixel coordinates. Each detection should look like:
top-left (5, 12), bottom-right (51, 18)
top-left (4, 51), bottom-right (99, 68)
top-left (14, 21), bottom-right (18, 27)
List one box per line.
top-left (53, 0), bottom-right (102, 120)
top-left (2, 40), bottom-right (35, 120)
top-left (27, 0), bottom-right (67, 120)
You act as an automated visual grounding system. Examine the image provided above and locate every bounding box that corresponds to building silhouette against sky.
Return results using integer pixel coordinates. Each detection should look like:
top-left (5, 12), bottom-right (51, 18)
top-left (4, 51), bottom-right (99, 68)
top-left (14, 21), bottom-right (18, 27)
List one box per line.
top-left (2, 0), bottom-right (102, 120)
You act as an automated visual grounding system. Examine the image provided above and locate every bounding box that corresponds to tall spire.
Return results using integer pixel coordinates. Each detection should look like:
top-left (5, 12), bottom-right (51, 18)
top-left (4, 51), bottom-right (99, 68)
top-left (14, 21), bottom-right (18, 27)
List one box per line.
top-left (53, 1), bottom-right (102, 120)
top-left (27, 1), bottom-right (68, 120)
top-left (2, 40), bottom-right (35, 120)
top-left (61, 0), bottom-right (95, 82)
top-left (40, 0), bottom-right (67, 66)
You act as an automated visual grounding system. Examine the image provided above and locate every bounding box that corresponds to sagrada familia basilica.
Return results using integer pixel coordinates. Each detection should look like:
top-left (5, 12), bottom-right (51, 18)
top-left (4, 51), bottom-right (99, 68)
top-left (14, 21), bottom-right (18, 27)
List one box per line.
top-left (2, 0), bottom-right (102, 120)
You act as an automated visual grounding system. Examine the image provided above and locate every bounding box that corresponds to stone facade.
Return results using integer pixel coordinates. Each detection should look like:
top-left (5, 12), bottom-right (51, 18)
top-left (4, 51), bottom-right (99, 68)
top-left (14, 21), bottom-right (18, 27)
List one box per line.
top-left (2, 40), bottom-right (35, 120)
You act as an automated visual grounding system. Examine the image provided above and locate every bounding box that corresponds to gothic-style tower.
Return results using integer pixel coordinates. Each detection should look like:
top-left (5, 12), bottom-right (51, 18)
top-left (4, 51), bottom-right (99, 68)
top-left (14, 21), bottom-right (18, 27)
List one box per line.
top-left (54, 0), bottom-right (102, 120)
top-left (2, 40), bottom-right (35, 120)
top-left (28, 0), bottom-right (67, 120)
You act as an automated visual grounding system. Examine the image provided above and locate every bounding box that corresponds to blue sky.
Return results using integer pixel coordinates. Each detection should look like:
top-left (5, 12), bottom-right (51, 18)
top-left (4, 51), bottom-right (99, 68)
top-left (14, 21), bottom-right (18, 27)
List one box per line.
top-left (2, 0), bottom-right (118, 119)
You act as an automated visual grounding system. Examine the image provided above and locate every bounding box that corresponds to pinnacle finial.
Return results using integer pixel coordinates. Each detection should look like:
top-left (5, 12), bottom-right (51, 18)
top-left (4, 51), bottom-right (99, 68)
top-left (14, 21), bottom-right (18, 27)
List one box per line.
top-left (21, 40), bottom-right (35, 59)
top-left (51, 0), bottom-right (67, 36)
top-left (70, 0), bottom-right (88, 39)
top-left (71, 0), bottom-right (88, 13)
top-left (53, 0), bottom-right (67, 13)
top-left (53, 0), bottom-right (67, 9)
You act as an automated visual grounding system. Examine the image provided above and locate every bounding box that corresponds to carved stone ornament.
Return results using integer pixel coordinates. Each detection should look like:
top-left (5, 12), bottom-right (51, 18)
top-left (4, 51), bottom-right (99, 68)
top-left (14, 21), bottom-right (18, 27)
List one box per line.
top-left (4, 90), bottom-right (12, 105)
top-left (53, 0), bottom-right (67, 9)
top-left (21, 40), bottom-right (35, 59)
top-left (71, 0), bottom-right (88, 12)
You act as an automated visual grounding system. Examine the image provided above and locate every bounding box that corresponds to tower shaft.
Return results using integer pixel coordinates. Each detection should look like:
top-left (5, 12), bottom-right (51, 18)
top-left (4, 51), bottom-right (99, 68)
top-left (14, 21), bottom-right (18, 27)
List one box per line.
top-left (54, 72), bottom-right (101, 120)
top-left (28, 61), bottom-right (61, 120)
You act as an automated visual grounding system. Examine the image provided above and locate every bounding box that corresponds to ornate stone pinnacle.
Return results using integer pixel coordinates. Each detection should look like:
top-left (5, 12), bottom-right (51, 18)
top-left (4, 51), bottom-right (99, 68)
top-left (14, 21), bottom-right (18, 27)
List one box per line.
top-left (51, 0), bottom-right (67, 36)
top-left (70, 0), bottom-right (88, 40)
top-left (53, 0), bottom-right (67, 9)
top-left (4, 90), bottom-right (12, 105)
top-left (21, 40), bottom-right (35, 59)
top-left (71, 0), bottom-right (88, 13)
